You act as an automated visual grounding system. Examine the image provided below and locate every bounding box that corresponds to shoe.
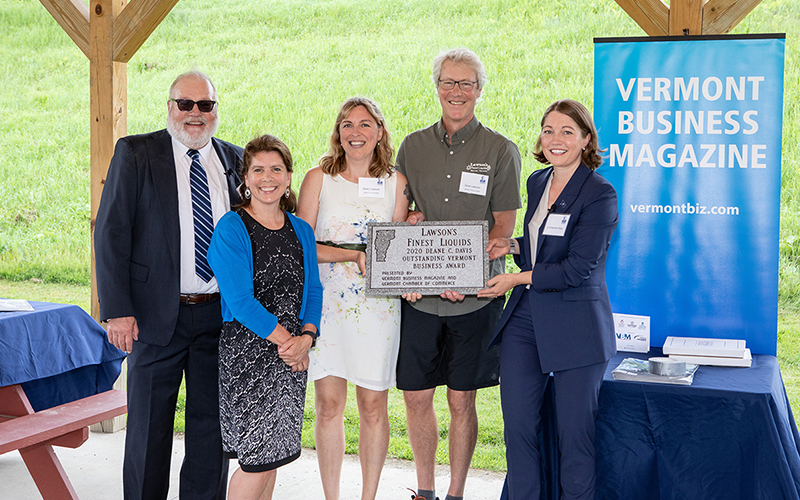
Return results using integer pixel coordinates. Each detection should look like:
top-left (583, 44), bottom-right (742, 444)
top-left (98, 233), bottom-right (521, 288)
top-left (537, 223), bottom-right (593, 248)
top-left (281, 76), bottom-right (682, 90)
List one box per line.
top-left (407, 488), bottom-right (439, 500)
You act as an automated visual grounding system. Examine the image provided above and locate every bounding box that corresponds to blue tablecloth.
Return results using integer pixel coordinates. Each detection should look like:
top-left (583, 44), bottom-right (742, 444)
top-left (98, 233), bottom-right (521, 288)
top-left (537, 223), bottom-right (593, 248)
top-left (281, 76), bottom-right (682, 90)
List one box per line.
top-left (0, 300), bottom-right (125, 411)
top-left (503, 349), bottom-right (800, 500)
top-left (594, 349), bottom-right (800, 500)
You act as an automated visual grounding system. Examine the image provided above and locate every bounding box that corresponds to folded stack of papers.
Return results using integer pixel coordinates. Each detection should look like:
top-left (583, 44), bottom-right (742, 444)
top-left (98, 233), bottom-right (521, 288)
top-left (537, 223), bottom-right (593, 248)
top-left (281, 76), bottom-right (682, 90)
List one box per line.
top-left (662, 336), bottom-right (752, 368)
top-left (0, 298), bottom-right (34, 312)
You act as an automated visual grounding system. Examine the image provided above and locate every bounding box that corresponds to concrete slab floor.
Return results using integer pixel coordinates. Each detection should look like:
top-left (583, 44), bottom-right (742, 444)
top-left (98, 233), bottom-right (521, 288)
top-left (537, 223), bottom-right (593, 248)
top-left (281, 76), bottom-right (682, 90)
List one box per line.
top-left (0, 430), bottom-right (505, 499)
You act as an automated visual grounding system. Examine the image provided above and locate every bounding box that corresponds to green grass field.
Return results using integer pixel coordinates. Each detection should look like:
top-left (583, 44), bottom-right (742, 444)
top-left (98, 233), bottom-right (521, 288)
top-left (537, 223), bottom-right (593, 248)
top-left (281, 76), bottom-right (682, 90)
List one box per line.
top-left (1, 0), bottom-right (799, 473)
top-left (0, 279), bottom-right (506, 469)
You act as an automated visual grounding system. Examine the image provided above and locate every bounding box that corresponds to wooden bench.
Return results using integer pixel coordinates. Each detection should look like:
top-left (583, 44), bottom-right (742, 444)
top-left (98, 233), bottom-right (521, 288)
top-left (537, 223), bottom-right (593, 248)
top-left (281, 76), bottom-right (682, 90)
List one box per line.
top-left (0, 384), bottom-right (127, 499)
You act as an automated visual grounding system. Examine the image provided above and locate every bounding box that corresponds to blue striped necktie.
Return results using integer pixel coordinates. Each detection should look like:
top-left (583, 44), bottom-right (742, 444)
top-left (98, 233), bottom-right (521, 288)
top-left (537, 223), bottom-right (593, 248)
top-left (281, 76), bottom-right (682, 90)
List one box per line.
top-left (187, 149), bottom-right (214, 282)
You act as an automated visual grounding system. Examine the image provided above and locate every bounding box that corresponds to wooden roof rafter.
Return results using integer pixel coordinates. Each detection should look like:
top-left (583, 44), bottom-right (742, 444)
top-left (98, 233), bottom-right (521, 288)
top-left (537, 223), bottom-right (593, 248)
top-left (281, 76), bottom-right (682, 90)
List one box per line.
top-left (40, 0), bottom-right (179, 62)
top-left (613, 0), bottom-right (763, 36)
top-left (40, 0), bottom-right (90, 57)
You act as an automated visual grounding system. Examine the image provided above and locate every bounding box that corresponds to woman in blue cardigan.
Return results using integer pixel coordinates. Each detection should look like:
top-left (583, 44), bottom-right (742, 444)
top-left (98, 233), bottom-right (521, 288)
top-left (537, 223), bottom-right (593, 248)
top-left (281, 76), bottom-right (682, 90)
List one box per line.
top-left (207, 134), bottom-right (323, 500)
top-left (478, 100), bottom-right (618, 500)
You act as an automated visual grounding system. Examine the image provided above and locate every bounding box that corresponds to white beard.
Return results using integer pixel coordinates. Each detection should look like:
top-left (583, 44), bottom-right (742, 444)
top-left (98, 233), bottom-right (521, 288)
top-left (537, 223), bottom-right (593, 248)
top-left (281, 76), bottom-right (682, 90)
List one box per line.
top-left (166, 113), bottom-right (219, 150)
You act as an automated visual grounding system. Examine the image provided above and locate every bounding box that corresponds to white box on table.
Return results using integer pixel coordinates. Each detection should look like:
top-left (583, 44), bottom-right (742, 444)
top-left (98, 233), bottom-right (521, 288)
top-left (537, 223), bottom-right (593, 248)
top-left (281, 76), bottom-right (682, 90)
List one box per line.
top-left (613, 313), bottom-right (650, 353)
top-left (662, 336), bottom-right (746, 358)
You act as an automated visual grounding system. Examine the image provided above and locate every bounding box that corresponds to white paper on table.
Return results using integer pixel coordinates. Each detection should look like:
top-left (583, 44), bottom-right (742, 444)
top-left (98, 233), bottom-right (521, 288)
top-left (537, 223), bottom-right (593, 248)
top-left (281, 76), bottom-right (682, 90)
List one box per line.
top-left (0, 298), bottom-right (34, 312)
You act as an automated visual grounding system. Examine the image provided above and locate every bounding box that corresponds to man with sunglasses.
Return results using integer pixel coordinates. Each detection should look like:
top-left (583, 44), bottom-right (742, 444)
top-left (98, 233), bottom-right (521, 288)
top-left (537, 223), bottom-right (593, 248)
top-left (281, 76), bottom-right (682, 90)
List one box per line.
top-left (395, 48), bottom-right (521, 500)
top-left (95, 70), bottom-right (243, 500)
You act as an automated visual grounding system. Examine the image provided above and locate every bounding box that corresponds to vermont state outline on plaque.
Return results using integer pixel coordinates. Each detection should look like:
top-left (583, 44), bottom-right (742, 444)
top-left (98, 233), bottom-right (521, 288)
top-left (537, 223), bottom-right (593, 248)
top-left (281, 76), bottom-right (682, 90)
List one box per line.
top-left (374, 229), bottom-right (395, 262)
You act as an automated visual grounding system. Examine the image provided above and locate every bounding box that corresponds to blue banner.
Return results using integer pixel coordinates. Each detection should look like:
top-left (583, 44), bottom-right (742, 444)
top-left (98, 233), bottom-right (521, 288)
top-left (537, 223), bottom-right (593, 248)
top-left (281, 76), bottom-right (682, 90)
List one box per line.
top-left (594, 35), bottom-right (785, 355)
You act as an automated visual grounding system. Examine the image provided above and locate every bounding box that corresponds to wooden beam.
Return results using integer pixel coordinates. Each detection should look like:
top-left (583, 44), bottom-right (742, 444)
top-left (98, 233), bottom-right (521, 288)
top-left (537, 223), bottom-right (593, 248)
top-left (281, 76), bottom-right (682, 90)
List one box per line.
top-left (45, 427), bottom-right (90, 448)
top-left (669, 0), bottom-right (705, 35)
top-left (113, 0), bottom-right (180, 63)
top-left (39, 0), bottom-right (91, 58)
top-left (90, 0), bottom-right (127, 322)
top-left (703, 0), bottom-right (762, 34)
top-left (20, 445), bottom-right (79, 499)
top-left (613, 0), bottom-right (670, 36)
top-left (0, 390), bottom-right (127, 454)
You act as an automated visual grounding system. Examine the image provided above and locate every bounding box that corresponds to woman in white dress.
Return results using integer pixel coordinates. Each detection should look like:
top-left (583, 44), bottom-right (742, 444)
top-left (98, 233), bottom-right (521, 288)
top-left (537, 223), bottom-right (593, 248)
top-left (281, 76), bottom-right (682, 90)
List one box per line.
top-left (297, 97), bottom-right (410, 500)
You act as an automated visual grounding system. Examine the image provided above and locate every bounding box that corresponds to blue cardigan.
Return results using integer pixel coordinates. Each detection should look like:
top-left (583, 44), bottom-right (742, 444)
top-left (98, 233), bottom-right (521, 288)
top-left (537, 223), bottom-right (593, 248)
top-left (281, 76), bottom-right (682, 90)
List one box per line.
top-left (207, 210), bottom-right (323, 339)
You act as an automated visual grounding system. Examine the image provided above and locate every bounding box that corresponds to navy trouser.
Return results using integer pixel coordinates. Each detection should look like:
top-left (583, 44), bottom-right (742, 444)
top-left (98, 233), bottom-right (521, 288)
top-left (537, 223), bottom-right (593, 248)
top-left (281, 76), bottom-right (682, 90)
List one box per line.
top-left (499, 289), bottom-right (607, 500)
top-left (124, 298), bottom-right (228, 500)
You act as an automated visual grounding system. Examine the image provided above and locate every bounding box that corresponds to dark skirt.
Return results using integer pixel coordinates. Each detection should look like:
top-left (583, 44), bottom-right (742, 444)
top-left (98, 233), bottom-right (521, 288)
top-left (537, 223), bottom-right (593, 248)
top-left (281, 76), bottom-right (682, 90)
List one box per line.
top-left (219, 321), bottom-right (307, 472)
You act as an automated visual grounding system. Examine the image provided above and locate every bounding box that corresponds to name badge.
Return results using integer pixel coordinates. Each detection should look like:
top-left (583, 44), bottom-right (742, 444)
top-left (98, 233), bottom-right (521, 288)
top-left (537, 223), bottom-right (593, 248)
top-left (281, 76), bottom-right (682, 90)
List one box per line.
top-left (359, 177), bottom-right (385, 198)
top-left (542, 213), bottom-right (570, 236)
top-left (459, 172), bottom-right (489, 196)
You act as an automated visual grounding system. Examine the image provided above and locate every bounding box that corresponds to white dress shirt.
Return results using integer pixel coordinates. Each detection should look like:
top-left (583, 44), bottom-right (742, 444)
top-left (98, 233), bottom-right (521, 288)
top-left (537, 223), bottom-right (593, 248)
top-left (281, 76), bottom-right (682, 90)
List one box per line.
top-left (172, 137), bottom-right (231, 294)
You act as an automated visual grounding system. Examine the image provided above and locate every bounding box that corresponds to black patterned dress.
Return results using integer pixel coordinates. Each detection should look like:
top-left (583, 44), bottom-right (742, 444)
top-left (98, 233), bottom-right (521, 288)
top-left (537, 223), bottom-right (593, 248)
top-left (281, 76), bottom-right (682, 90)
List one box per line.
top-left (219, 209), bottom-right (307, 472)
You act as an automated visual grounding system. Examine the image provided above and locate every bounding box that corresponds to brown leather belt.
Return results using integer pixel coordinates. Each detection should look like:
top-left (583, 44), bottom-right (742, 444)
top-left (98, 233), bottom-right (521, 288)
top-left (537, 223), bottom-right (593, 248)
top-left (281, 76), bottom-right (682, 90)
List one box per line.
top-left (179, 293), bottom-right (219, 304)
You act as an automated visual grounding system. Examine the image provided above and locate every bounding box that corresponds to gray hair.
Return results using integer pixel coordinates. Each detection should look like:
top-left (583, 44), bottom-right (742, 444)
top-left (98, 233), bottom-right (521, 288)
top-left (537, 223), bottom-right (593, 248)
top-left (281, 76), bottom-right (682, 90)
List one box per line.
top-left (431, 48), bottom-right (488, 90)
top-left (168, 70), bottom-right (217, 100)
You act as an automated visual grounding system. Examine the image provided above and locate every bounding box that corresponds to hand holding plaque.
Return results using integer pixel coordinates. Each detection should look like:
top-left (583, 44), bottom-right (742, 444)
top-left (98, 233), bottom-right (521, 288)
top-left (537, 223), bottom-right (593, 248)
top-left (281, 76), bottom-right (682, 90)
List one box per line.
top-left (365, 221), bottom-right (489, 296)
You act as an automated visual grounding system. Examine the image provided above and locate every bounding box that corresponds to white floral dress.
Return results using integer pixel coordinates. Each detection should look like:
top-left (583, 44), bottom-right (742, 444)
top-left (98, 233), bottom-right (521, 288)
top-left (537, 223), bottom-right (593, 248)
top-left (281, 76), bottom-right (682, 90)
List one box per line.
top-left (308, 172), bottom-right (401, 391)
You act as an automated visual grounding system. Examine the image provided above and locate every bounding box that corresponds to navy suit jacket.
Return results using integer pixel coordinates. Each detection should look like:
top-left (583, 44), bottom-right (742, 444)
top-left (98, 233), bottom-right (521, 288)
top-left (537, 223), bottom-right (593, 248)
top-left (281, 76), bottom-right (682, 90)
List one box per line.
top-left (95, 129), bottom-right (243, 346)
top-left (490, 164), bottom-right (619, 373)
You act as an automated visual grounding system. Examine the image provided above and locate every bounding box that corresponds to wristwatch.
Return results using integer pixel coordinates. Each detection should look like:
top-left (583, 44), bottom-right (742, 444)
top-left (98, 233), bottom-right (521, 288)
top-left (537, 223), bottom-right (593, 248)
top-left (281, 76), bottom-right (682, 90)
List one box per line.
top-left (301, 330), bottom-right (317, 348)
top-left (508, 238), bottom-right (517, 254)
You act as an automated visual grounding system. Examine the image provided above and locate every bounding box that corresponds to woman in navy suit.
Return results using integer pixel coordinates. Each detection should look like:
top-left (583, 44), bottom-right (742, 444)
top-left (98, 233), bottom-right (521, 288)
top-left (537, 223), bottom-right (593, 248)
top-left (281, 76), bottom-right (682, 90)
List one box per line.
top-left (478, 99), bottom-right (618, 500)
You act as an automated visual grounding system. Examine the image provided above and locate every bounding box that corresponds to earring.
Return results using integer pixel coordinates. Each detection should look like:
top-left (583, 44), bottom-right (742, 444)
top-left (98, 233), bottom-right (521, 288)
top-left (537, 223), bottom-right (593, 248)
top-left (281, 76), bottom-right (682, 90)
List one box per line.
top-left (244, 188), bottom-right (251, 199)
top-left (582, 147), bottom-right (586, 151)
top-left (284, 188), bottom-right (290, 198)
top-left (377, 140), bottom-right (381, 146)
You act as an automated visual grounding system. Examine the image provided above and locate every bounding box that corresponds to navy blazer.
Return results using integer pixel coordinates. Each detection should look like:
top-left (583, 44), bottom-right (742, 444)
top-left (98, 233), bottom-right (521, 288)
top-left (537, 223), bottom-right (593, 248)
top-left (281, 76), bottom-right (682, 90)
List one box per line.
top-left (95, 129), bottom-right (243, 346)
top-left (490, 164), bottom-right (618, 373)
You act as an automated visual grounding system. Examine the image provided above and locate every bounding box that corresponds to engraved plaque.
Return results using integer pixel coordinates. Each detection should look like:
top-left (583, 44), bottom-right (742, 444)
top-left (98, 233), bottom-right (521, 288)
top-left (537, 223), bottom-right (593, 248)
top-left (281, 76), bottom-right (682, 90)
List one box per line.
top-left (365, 221), bottom-right (489, 296)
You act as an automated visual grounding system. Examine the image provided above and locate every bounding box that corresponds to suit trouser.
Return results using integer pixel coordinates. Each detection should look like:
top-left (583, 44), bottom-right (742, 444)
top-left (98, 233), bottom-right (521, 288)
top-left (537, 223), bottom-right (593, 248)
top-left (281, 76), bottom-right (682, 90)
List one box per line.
top-left (499, 289), bottom-right (607, 500)
top-left (124, 298), bottom-right (228, 500)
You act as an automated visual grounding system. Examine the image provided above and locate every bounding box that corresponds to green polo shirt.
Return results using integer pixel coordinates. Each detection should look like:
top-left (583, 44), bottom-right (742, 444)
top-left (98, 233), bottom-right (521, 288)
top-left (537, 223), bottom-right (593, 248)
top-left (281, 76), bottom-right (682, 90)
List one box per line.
top-left (396, 116), bottom-right (522, 316)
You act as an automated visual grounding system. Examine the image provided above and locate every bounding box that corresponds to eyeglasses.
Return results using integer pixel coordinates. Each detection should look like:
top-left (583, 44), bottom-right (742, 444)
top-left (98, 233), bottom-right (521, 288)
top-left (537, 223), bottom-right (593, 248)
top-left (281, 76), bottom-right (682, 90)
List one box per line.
top-left (438, 79), bottom-right (478, 91)
top-left (169, 98), bottom-right (217, 112)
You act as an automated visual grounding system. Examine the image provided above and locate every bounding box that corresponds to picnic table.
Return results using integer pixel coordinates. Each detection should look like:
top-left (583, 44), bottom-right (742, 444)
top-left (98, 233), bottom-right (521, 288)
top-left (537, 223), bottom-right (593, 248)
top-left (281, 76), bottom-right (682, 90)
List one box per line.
top-left (0, 301), bottom-right (127, 499)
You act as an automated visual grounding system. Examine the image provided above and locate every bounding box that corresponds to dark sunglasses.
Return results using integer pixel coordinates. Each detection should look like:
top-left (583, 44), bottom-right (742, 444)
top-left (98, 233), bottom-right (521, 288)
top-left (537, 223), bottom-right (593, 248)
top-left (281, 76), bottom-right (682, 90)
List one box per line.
top-left (169, 98), bottom-right (217, 112)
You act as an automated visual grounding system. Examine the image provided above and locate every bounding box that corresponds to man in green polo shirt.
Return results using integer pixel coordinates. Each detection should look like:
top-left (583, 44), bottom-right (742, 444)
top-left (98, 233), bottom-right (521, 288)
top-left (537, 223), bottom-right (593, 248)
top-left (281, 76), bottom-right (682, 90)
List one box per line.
top-left (396, 48), bottom-right (522, 500)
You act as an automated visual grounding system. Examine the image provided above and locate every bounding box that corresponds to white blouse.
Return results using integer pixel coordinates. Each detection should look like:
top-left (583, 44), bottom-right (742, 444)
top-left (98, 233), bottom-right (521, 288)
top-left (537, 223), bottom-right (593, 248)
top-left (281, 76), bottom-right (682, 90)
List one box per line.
top-left (527, 170), bottom-right (554, 266)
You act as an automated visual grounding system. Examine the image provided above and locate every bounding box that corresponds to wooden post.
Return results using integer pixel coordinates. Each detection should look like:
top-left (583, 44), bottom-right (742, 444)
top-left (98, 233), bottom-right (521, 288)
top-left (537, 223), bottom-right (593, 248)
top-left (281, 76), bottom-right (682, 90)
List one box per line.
top-left (90, 0), bottom-right (128, 322)
top-left (88, 0), bottom-right (129, 433)
top-left (42, 0), bottom-right (180, 433)
top-left (41, 0), bottom-right (180, 324)
top-left (614, 0), bottom-right (763, 36)
top-left (670, 0), bottom-right (704, 35)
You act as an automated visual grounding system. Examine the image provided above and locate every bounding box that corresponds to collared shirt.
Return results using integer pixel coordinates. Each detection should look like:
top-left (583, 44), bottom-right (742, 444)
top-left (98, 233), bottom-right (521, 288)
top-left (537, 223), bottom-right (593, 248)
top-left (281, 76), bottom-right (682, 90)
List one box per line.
top-left (172, 137), bottom-right (230, 294)
top-left (396, 116), bottom-right (522, 316)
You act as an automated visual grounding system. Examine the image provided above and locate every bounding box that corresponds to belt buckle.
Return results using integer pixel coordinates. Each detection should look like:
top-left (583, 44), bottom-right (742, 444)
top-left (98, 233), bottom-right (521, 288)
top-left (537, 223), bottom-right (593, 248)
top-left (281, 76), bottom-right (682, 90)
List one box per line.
top-left (181, 293), bottom-right (201, 304)
top-left (181, 293), bottom-right (218, 304)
